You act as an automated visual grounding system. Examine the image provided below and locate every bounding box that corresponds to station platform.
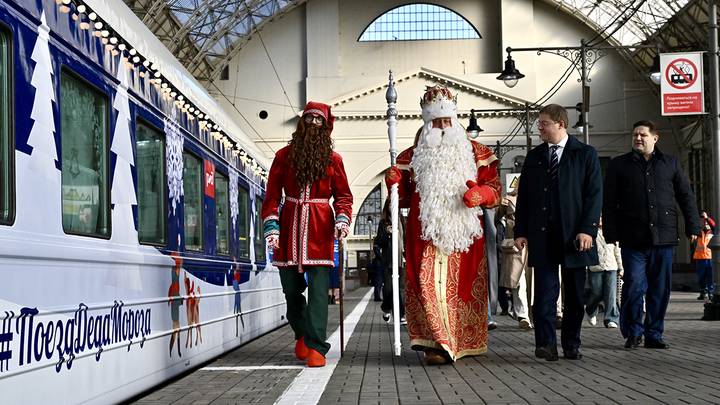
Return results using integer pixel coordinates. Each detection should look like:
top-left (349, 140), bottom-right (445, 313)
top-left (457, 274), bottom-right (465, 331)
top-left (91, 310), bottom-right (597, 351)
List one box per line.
top-left (131, 288), bottom-right (720, 405)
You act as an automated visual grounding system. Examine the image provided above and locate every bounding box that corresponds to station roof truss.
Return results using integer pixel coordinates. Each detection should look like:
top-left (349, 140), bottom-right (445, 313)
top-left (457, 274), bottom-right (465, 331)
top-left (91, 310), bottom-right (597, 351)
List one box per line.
top-left (122, 0), bottom-right (303, 83)
top-left (124, 0), bottom-right (712, 95)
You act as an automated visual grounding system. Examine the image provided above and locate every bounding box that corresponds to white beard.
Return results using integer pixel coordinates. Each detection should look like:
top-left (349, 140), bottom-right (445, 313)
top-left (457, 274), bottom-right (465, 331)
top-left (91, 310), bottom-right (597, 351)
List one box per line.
top-left (411, 120), bottom-right (483, 255)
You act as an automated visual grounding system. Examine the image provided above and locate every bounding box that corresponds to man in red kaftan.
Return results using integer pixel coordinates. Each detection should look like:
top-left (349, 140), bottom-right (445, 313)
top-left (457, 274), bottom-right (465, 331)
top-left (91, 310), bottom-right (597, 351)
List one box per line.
top-left (386, 86), bottom-right (501, 365)
top-left (262, 101), bottom-right (353, 367)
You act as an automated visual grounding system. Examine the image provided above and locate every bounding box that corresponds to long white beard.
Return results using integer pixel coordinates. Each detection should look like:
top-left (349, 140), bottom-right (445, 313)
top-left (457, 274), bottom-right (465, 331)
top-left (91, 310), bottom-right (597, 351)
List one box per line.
top-left (411, 121), bottom-right (483, 255)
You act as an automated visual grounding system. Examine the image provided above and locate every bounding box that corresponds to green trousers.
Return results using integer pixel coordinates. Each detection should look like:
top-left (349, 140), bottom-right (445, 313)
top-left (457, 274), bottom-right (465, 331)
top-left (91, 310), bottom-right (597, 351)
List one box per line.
top-left (279, 266), bottom-right (330, 355)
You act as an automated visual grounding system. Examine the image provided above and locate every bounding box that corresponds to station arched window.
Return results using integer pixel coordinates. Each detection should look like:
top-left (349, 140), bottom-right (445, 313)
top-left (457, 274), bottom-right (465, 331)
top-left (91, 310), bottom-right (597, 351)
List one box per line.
top-left (358, 3), bottom-right (481, 42)
top-left (354, 183), bottom-right (382, 236)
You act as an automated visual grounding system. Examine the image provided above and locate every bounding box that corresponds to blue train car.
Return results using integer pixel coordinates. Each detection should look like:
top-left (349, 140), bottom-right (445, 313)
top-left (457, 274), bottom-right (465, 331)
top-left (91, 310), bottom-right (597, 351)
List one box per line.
top-left (0, 0), bottom-right (285, 402)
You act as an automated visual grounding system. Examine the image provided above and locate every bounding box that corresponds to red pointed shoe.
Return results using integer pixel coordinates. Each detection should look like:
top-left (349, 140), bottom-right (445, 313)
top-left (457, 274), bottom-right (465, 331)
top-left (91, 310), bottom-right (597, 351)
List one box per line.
top-left (295, 337), bottom-right (309, 361)
top-left (305, 348), bottom-right (326, 367)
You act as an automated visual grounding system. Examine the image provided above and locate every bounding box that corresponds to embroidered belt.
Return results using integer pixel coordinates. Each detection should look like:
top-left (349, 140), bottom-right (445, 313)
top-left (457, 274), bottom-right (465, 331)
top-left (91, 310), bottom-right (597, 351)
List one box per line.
top-left (284, 196), bottom-right (330, 204)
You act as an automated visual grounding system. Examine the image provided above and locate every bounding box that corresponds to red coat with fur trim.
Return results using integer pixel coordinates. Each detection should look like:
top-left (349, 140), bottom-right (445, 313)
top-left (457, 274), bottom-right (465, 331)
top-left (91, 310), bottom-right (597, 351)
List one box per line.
top-left (261, 146), bottom-right (353, 268)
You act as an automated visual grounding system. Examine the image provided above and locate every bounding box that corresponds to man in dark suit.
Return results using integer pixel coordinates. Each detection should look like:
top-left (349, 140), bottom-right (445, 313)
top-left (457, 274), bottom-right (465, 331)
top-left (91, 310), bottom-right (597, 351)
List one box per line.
top-left (603, 120), bottom-right (700, 350)
top-left (514, 104), bottom-right (602, 361)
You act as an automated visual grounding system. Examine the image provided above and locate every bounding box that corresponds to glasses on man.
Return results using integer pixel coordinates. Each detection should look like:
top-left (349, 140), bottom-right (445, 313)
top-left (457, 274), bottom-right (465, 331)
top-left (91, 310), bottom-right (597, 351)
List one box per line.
top-left (304, 115), bottom-right (323, 125)
top-left (536, 120), bottom-right (557, 128)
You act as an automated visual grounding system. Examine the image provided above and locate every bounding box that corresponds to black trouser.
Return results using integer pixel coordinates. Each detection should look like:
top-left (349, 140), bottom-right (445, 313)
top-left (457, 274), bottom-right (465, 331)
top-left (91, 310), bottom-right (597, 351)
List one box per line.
top-left (372, 269), bottom-right (384, 300)
top-left (279, 266), bottom-right (330, 355)
top-left (533, 263), bottom-right (586, 351)
top-left (381, 265), bottom-right (405, 317)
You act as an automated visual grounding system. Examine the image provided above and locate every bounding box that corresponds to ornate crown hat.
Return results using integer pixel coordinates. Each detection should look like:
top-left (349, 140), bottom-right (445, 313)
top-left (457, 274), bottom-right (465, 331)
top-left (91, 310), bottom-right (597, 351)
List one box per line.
top-left (420, 85), bottom-right (458, 123)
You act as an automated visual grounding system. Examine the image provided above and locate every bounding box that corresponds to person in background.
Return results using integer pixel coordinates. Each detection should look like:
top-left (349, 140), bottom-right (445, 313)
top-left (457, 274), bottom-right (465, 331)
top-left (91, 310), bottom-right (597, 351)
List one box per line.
top-left (495, 216), bottom-right (512, 317)
top-left (370, 255), bottom-right (384, 302)
top-left (701, 211), bottom-right (716, 234)
top-left (498, 189), bottom-right (533, 330)
top-left (375, 198), bottom-right (406, 324)
top-left (585, 217), bottom-right (621, 328)
top-left (486, 207), bottom-right (500, 331)
top-left (328, 261), bottom-right (340, 305)
top-left (693, 216), bottom-right (714, 301)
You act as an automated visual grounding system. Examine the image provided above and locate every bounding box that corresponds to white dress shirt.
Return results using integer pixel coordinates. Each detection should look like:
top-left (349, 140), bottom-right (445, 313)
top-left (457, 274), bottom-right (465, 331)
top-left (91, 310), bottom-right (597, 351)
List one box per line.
top-left (548, 134), bottom-right (569, 162)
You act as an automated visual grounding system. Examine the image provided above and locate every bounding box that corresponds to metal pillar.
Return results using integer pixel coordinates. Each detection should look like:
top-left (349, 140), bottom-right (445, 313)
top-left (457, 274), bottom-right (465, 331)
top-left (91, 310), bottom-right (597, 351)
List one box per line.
top-left (525, 103), bottom-right (532, 152)
top-left (705, 2), bottom-right (720, 319)
top-left (580, 39), bottom-right (590, 145)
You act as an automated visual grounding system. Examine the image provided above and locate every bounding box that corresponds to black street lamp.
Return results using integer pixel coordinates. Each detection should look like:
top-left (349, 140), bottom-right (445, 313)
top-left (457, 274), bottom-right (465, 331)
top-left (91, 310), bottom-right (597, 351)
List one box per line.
top-left (466, 111), bottom-right (485, 139)
top-left (649, 54), bottom-right (662, 85)
top-left (496, 52), bottom-right (525, 88)
top-left (497, 40), bottom-right (654, 145)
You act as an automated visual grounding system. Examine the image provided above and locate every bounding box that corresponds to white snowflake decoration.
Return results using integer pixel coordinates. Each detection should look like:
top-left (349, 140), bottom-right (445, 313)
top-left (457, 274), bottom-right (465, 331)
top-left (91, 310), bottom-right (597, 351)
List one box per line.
top-left (165, 117), bottom-right (184, 215)
top-left (229, 168), bottom-right (239, 229)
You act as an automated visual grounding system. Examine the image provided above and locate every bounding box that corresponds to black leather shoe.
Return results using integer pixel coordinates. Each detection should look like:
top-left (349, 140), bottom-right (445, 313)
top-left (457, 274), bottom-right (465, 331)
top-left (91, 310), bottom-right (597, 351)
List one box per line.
top-left (563, 348), bottom-right (583, 360)
top-left (697, 292), bottom-right (707, 300)
top-left (624, 336), bottom-right (642, 349)
top-left (644, 339), bottom-right (670, 349)
top-left (535, 345), bottom-right (559, 361)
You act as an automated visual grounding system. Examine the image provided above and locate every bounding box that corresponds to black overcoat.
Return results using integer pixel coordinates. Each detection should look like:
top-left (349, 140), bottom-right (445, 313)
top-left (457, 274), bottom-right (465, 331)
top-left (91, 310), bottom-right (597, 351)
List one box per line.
top-left (514, 135), bottom-right (602, 268)
top-left (602, 149), bottom-right (701, 248)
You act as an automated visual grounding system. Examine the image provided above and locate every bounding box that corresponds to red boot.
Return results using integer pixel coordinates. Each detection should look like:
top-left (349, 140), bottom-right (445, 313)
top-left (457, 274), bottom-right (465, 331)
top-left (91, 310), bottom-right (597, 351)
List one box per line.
top-left (306, 348), bottom-right (326, 367)
top-left (295, 337), bottom-right (309, 360)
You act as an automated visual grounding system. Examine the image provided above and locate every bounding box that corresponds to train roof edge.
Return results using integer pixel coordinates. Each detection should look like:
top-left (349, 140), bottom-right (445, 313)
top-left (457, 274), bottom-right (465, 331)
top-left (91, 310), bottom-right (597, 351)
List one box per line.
top-left (83, 0), bottom-right (270, 169)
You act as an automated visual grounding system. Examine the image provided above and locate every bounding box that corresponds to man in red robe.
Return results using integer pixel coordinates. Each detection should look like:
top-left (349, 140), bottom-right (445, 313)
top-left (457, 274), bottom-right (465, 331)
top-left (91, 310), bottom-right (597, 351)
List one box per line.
top-left (386, 86), bottom-right (501, 365)
top-left (262, 101), bottom-right (353, 367)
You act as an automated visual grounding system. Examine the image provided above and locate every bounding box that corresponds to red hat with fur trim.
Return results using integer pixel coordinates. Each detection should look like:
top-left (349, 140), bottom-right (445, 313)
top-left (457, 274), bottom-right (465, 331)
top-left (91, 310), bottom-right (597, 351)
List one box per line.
top-left (302, 101), bottom-right (336, 133)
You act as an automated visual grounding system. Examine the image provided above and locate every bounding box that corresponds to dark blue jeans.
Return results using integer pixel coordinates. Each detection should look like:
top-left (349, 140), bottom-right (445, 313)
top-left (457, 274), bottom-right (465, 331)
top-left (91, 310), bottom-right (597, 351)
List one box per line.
top-left (533, 264), bottom-right (586, 351)
top-left (619, 247), bottom-right (673, 341)
top-left (695, 259), bottom-right (715, 295)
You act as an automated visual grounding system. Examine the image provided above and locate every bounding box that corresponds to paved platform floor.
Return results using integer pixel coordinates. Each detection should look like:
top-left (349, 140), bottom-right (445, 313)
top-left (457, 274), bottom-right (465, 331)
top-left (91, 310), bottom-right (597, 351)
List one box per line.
top-left (132, 289), bottom-right (720, 405)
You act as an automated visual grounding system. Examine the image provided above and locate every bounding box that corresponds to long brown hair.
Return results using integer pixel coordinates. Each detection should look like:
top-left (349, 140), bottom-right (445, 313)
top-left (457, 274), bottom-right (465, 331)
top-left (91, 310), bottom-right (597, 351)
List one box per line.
top-left (289, 119), bottom-right (334, 186)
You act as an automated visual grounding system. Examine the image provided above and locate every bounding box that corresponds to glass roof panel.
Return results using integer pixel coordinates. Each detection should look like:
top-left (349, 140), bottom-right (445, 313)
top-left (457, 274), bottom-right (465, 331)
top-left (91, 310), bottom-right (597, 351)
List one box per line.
top-left (129, 0), bottom-right (692, 81)
top-left (559, 0), bottom-right (691, 45)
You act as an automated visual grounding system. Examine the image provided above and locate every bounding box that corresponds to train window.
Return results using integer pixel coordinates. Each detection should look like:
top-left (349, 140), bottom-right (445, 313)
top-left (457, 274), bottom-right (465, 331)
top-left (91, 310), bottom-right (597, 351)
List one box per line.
top-left (238, 186), bottom-right (249, 259)
top-left (136, 121), bottom-right (166, 245)
top-left (254, 197), bottom-right (265, 262)
top-left (60, 71), bottom-right (109, 237)
top-left (215, 172), bottom-right (229, 255)
top-left (0, 29), bottom-right (12, 224)
top-left (183, 152), bottom-right (203, 251)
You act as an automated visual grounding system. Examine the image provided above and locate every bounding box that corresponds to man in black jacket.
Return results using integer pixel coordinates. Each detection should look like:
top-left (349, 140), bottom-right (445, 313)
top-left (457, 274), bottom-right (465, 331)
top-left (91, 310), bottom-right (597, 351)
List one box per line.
top-left (514, 104), bottom-right (602, 361)
top-left (603, 120), bottom-right (701, 350)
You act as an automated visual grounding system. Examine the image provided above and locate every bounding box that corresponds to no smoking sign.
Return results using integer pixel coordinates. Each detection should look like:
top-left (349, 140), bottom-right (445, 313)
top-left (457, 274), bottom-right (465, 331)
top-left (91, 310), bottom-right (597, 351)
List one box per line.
top-left (660, 52), bottom-right (704, 116)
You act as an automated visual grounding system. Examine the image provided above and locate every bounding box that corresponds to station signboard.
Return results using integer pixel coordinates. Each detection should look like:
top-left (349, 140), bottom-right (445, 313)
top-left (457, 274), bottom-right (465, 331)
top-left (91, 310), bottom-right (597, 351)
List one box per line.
top-left (660, 52), bottom-right (704, 116)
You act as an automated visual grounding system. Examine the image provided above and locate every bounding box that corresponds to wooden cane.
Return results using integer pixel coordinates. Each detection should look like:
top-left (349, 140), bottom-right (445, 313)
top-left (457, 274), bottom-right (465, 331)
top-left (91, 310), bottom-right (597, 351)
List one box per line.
top-left (339, 240), bottom-right (345, 357)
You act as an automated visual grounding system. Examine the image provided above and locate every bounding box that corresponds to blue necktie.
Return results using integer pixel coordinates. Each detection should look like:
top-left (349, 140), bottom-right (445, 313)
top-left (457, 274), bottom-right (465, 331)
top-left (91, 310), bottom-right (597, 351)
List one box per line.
top-left (549, 145), bottom-right (559, 183)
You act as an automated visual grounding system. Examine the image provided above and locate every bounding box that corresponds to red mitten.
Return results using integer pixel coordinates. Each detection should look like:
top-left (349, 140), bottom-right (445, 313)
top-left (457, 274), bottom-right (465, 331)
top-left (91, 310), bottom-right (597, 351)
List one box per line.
top-left (463, 180), bottom-right (484, 208)
top-left (385, 166), bottom-right (402, 188)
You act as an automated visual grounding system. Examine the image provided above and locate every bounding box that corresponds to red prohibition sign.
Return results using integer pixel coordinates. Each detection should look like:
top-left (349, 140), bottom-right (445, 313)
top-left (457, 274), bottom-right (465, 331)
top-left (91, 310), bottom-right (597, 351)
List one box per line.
top-left (665, 58), bottom-right (698, 90)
